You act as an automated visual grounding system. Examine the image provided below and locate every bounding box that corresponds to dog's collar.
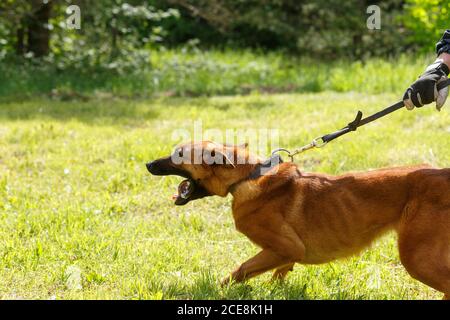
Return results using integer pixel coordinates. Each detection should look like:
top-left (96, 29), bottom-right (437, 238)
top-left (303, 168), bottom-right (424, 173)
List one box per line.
top-left (228, 154), bottom-right (283, 194)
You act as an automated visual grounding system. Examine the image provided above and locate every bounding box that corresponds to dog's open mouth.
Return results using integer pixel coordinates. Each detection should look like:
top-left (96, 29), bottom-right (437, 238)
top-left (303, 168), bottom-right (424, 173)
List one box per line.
top-left (171, 178), bottom-right (211, 206)
top-left (172, 179), bottom-right (195, 205)
top-left (146, 159), bottom-right (212, 205)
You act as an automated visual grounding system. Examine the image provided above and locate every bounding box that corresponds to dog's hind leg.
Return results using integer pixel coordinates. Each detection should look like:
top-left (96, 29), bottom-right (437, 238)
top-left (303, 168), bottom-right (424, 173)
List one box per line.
top-left (272, 263), bottom-right (295, 281)
top-left (398, 203), bottom-right (450, 299)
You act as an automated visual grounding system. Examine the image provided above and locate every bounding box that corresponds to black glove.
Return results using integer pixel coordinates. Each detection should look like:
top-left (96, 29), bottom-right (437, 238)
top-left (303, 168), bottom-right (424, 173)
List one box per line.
top-left (403, 61), bottom-right (449, 111)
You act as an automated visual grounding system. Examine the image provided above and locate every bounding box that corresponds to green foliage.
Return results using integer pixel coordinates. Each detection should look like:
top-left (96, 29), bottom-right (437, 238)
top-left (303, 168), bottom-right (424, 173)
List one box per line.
top-left (0, 0), bottom-right (179, 72)
top-left (52, 0), bottom-right (178, 72)
top-left (0, 92), bottom-right (448, 299)
top-left (0, 49), bottom-right (432, 99)
top-left (0, 0), bottom-right (31, 55)
top-left (157, 0), bottom-right (407, 57)
top-left (403, 0), bottom-right (450, 52)
top-left (0, 0), bottom-right (447, 64)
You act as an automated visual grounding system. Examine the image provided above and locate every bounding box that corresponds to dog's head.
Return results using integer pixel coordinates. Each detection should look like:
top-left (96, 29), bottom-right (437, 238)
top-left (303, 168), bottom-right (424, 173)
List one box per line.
top-left (146, 141), bottom-right (261, 205)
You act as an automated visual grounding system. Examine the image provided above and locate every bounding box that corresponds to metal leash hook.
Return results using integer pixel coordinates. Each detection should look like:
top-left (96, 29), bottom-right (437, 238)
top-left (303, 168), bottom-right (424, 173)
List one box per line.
top-left (271, 136), bottom-right (328, 162)
top-left (271, 148), bottom-right (294, 162)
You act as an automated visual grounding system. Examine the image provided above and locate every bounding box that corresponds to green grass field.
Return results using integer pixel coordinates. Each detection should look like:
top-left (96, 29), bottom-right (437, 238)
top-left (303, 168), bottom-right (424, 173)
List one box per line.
top-left (1, 91), bottom-right (449, 300)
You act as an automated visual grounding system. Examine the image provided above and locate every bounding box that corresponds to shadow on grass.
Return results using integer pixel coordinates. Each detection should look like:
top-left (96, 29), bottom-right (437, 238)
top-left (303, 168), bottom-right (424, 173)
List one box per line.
top-left (175, 272), bottom-right (310, 300)
top-left (0, 93), bottom-right (282, 125)
top-left (0, 98), bottom-right (160, 125)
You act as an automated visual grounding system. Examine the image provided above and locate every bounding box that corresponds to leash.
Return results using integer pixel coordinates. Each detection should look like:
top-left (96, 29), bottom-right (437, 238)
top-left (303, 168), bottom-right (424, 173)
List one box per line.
top-left (273, 78), bottom-right (450, 162)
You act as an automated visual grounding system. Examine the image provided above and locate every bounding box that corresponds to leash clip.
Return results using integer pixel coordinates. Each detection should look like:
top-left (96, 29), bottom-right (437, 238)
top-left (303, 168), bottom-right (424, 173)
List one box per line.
top-left (271, 148), bottom-right (295, 162)
top-left (271, 136), bottom-right (327, 162)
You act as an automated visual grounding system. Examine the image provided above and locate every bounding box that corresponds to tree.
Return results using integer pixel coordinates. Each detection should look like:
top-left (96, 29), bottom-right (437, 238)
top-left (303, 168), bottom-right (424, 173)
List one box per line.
top-left (27, 0), bottom-right (52, 57)
top-left (0, 0), bottom-right (52, 57)
top-left (158, 0), bottom-right (406, 57)
top-left (0, 0), bottom-right (179, 70)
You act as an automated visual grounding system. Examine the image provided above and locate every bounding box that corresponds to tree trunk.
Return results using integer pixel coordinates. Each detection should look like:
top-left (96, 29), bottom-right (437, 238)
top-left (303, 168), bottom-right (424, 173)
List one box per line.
top-left (27, 0), bottom-right (52, 57)
top-left (16, 24), bottom-right (25, 56)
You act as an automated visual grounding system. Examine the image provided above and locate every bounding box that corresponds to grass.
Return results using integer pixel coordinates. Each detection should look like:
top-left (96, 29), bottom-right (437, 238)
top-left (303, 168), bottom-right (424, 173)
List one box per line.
top-left (0, 50), bottom-right (435, 99)
top-left (0, 91), bottom-right (449, 300)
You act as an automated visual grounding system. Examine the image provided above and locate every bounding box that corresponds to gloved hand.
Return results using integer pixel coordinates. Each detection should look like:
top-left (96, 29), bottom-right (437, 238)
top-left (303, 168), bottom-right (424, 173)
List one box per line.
top-left (403, 61), bottom-right (449, 111)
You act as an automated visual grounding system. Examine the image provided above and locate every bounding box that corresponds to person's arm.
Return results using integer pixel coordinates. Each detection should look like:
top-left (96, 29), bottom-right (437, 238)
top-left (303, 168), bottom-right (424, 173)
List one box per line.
top-left (403, 31), bottom-right (450, 111)
top-left (438, 52), bottom-right (450, 69)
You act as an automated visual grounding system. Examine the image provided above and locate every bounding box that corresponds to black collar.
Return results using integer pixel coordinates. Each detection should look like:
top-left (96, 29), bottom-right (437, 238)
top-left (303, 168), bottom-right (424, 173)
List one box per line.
top-left (229, 154), bottom-right (283, 193)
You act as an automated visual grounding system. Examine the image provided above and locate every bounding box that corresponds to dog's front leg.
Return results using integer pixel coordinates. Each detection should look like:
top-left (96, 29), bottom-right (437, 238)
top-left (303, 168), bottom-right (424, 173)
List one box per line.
top-left (221, 249), bottom-right (291, 285)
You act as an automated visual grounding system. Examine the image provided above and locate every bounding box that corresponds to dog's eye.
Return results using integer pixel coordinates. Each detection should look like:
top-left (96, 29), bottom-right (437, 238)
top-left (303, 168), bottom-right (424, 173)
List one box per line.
top-left (178, 149), bottom-right (183, 157)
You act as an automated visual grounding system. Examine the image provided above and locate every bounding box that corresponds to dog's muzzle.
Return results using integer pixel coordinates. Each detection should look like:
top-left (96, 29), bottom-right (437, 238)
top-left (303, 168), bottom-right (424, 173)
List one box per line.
top-left (146, 158), bottom-right (211, 205)
top-left (146, 158), bottom-right (189, 178)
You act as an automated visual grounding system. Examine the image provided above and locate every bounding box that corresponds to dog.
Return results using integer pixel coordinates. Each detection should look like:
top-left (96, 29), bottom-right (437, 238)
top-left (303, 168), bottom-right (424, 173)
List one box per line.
top-left (147, 141), bottom-right (450, 299)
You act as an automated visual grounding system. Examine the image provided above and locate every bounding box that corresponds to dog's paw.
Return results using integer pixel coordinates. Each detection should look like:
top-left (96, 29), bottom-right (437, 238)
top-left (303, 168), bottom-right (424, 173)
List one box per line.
top-left (271, 263), bottom-right (294, 281)
top-left (220, 275), bottom-right (232, 287)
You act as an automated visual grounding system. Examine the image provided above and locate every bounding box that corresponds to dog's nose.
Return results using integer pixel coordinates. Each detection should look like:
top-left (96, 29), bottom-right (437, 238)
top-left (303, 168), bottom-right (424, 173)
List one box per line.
top-left (146, 161), bottom-right (154, 172)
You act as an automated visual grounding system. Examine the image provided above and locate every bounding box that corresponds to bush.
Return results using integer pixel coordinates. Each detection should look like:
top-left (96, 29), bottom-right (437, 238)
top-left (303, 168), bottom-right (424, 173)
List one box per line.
top-left (0, 49), bottom-right (432, 99)
top-left (403, 0), bottom-right (450, 53)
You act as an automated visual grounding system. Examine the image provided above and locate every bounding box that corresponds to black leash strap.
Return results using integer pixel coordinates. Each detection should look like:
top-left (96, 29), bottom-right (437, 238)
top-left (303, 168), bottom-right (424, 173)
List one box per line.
top-left (272, 78), bottom-right (450, 161)
top-left (320, 78), bottom-right (450, 144)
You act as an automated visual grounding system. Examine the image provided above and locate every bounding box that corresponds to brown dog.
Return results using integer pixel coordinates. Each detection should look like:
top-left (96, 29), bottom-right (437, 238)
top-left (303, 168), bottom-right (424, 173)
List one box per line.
top-left (147, 141), bottom-right (450, 299)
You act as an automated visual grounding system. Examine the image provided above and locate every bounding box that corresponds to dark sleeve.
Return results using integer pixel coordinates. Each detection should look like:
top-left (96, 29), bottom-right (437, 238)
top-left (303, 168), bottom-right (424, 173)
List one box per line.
top-left (436, 30), bottom-right (450, 55)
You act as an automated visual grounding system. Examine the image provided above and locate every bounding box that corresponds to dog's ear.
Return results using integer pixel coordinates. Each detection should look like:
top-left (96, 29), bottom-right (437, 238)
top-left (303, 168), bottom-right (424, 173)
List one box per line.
top-left (238, 142), bottom-right (249, 149)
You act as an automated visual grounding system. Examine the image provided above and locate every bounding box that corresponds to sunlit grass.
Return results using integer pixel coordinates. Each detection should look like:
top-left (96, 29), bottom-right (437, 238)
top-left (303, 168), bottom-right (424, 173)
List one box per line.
top-left (0, 92), bottom-right (448, 299)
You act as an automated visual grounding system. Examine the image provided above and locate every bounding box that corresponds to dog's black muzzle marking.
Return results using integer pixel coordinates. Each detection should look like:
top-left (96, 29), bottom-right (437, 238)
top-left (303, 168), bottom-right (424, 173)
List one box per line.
top-left (146, 157), bottom-right (211, 205)
top-left (146, 157), bottom-right (190, 178)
